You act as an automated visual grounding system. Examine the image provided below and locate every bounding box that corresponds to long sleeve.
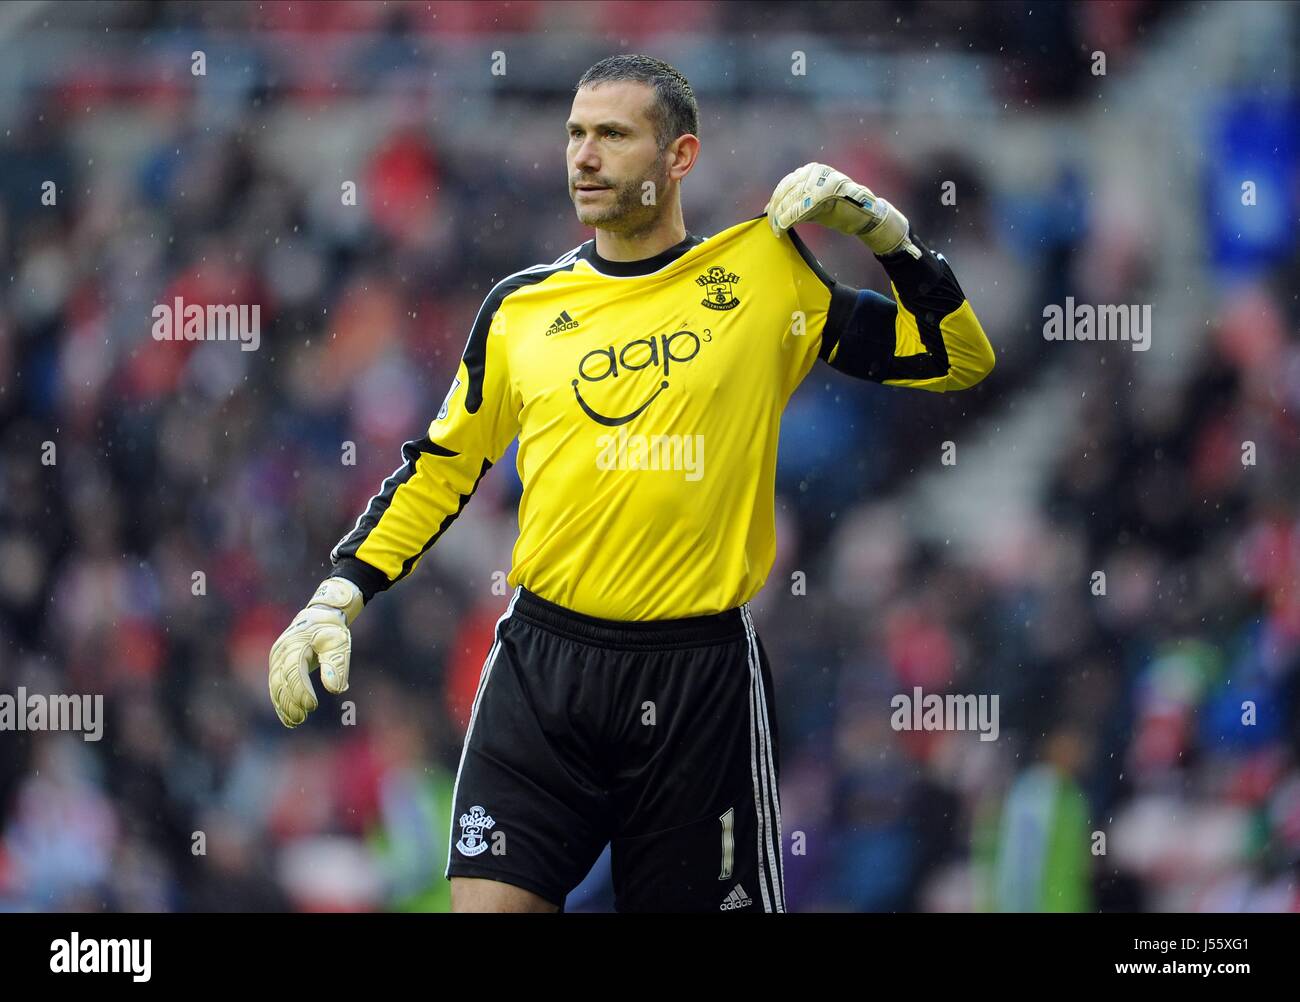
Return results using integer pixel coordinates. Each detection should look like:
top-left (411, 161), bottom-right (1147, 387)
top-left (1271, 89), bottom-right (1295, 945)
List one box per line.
top-left (329, 285), bottom-right (522, 602)
top-left (814, 226), bottom-right (996, 391)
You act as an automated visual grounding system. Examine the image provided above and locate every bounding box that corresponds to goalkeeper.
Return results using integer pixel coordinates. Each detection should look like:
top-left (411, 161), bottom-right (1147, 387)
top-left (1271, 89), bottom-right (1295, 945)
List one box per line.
top-left (269, 54), bottom-right (994, 914)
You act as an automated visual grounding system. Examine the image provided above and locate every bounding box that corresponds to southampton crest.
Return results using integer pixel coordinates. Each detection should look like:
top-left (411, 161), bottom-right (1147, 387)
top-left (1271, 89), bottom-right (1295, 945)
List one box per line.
top-left (696, 265), bottom-right (741, 311)
top-left (456, 804), bottom-right (496, 857)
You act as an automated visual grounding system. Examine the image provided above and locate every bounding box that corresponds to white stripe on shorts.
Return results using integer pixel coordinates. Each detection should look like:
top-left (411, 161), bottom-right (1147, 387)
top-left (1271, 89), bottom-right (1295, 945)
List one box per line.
top-left (445, 586), bottom-right (520, 877)
top-left (743, 605), bottom-right (785, 910)
top-left (743, 602), bottom-right (783, 912)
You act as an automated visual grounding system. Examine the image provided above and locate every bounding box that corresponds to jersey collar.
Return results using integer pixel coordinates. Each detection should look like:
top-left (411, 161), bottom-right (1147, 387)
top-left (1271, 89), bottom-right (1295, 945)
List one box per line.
top-left (580, 232), bottom-right (704, 277)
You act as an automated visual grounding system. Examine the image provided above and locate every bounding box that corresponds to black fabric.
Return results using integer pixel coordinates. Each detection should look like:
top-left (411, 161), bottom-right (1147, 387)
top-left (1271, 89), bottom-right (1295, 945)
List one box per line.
top-left (446, 587), bottom-right (785, 913)
top-left (820, 228), bottom-right (970, 382)
top-left (579, 232), bottom-right (704, 277)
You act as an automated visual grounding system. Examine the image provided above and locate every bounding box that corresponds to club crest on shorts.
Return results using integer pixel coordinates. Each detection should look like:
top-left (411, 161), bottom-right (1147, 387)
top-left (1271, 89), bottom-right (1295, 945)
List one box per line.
top-left (456, 805), bottom-right (496, 857)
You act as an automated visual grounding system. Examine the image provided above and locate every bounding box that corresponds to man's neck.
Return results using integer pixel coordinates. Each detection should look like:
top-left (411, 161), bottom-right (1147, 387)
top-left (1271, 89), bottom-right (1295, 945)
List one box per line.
top-left (593, 213), bottom-right (688, 262)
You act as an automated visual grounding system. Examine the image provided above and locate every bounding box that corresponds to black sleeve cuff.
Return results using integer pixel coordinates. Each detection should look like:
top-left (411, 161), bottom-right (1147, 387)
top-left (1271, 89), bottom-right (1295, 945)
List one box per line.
top-left (873, 226), bottom-right (967, 317)
top-left (329, 557), bottom-right (391, 605)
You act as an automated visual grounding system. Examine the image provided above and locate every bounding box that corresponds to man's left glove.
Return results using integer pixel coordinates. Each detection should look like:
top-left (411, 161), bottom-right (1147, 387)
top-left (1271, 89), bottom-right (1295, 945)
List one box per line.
top-left (765, 162), bottom-right (921, 259)
top-left (268, 576), bottom-right (364, 728)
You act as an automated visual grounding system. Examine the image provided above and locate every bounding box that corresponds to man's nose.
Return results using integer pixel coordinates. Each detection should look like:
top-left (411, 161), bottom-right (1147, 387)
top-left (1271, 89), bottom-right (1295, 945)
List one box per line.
top-left (572, 137), bottom-right (600, 171)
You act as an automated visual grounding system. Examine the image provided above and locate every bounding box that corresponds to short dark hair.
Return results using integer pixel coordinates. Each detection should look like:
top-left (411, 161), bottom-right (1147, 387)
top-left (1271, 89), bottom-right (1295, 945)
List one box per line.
top-left (576, 54), bottom-right (699, 151)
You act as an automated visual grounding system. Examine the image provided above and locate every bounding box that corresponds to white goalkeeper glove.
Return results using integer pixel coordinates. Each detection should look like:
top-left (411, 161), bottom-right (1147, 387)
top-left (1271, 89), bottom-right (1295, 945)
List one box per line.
top-left (765, 162), bottom-right (921, 259)
top-left (268, 576), bottom-right (364, 728)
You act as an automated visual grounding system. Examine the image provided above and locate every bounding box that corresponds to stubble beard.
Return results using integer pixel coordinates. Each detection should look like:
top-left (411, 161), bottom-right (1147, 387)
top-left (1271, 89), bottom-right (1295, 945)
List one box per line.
top-left (574, 156), bottom-right (670, 237)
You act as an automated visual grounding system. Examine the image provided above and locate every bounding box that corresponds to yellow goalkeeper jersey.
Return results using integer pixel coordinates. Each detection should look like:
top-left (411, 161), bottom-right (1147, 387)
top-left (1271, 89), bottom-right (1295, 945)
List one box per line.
top-left (331, 214), bottom-right (994, 620)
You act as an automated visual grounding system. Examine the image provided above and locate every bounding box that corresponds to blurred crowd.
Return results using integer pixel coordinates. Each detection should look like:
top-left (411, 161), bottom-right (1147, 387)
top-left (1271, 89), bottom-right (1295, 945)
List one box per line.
top-left (0, 0), bottom-right (1296, 912)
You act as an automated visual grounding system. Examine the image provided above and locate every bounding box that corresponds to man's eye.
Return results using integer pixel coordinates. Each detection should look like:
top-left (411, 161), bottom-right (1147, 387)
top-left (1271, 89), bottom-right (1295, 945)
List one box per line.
top-left (605, 130), bottom-right (622, 139)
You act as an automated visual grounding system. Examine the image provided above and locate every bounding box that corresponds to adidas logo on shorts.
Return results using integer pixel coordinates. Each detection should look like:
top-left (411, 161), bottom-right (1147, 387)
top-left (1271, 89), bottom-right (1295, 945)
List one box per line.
top-left (720, 883), bottom-right (753, 911)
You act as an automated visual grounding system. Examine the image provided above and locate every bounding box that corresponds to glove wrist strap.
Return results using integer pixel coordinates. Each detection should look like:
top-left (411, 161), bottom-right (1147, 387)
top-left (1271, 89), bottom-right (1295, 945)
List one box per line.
top-left (855, 197), bottom-right (913, 255)
top-left (309, 577), bottom-right (365, 625)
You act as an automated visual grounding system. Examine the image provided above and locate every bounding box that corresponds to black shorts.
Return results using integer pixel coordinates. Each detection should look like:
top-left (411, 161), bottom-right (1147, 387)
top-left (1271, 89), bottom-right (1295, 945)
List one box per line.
top-left (445, 586), bottom-right (786, 913)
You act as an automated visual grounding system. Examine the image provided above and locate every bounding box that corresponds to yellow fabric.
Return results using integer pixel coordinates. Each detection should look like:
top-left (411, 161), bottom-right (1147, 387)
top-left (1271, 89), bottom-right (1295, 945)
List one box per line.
top-left (350, 216), bottom-right (991, 619)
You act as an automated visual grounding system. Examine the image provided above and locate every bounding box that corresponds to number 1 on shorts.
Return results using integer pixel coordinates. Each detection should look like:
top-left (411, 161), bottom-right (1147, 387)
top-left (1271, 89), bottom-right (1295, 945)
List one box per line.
top-left (719, 806), bottom-right (735, 880)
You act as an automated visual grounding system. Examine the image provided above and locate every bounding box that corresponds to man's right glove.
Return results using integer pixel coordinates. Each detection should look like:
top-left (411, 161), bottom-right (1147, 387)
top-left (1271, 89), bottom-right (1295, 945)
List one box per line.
top-left (268, 576), bottom-right (364, 728)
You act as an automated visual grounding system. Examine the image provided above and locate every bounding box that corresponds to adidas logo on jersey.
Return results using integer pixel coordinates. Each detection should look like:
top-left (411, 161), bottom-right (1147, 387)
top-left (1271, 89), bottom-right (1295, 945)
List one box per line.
top-left (720, 884), bottom-right (752, 911)
top-left (545, 310), bottom-right (580, 335)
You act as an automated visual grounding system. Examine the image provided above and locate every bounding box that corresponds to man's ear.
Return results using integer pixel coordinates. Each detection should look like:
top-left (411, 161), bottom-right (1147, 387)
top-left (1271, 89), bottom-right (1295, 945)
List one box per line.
top-left (668, 134), bottom-right (701, 182)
